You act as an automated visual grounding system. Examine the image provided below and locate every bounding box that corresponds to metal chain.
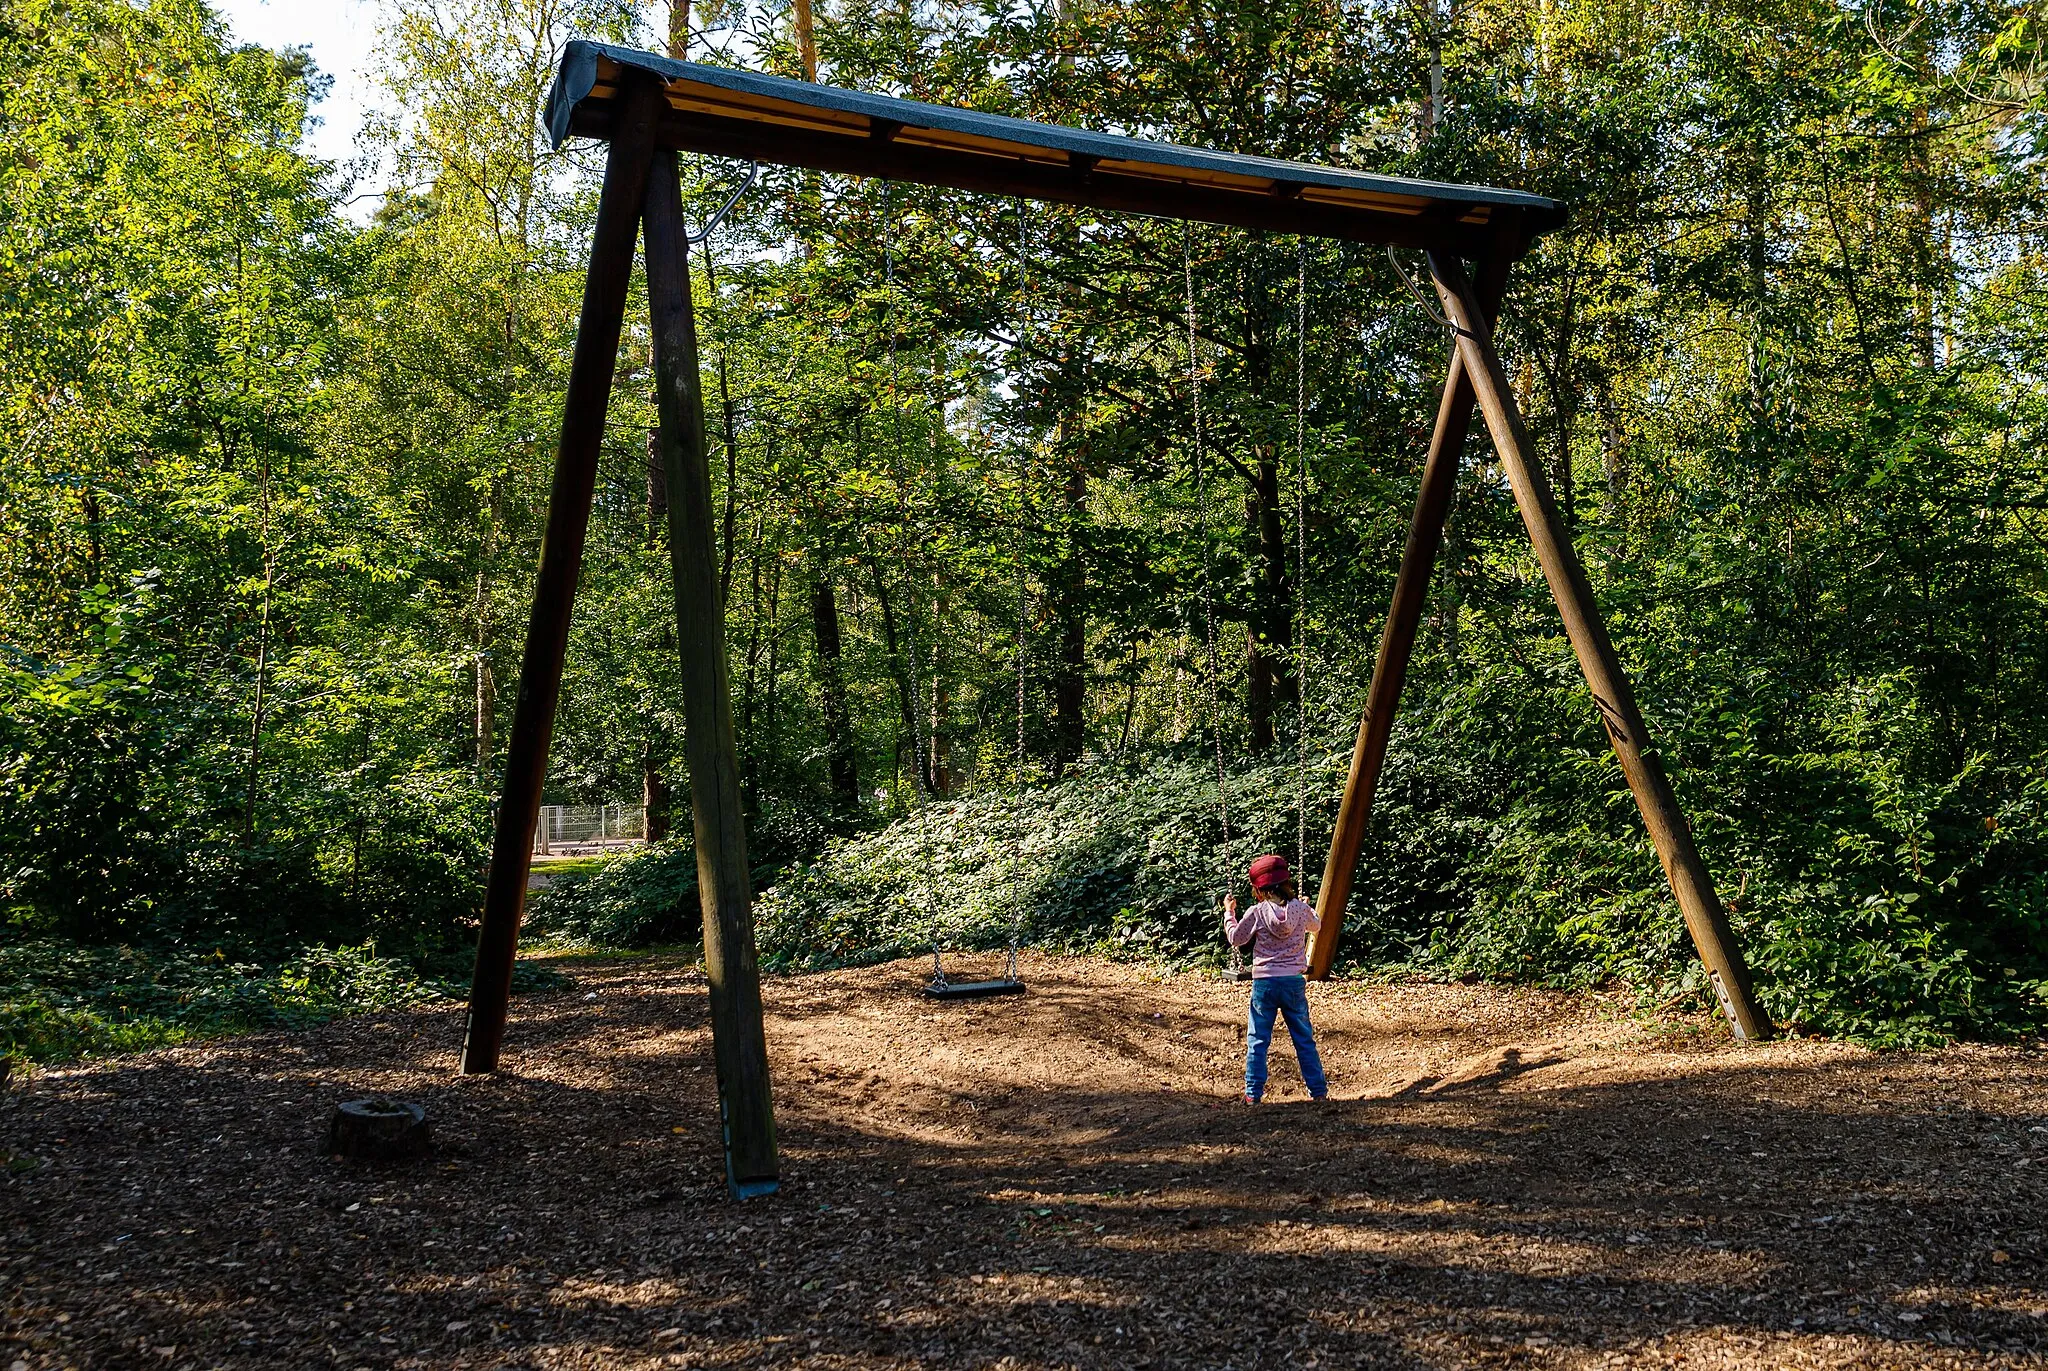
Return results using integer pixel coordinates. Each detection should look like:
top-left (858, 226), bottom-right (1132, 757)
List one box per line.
top-left (1295, 238), bottom-right (1309, 897)
top-left (1015, 198), bottom-right (1031, 790)
top-left (1006, 196), bottom-right (1032, 984)
top-left (1186, 233), bottom-right (1238, 979)
top-left (881, 186), bottom-right (946, 988)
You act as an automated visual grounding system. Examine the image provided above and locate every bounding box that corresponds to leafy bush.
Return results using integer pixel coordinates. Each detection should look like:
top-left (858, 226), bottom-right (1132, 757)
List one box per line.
top-left (1, 615), bottom-right (490, 959)
top-left (524, 839), bottom-right (702, 947)
top-left (749, 704), bottom-right (2048, 1045)
top-left (0, 647), bottom-right (188, 942)
top-left (1369, 658), bottom-right (2048, 1043)
top-left (753, 750), bottom-right (1336, 973)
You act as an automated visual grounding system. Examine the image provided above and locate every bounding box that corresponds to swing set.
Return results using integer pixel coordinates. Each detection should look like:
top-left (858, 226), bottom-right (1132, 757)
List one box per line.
top-left (460, 42), bottom-right (1775, 1200)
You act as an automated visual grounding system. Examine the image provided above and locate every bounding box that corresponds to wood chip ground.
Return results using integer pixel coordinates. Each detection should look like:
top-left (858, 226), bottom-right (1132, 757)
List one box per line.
top-left (5, 953), bottom-right (2045, 1369)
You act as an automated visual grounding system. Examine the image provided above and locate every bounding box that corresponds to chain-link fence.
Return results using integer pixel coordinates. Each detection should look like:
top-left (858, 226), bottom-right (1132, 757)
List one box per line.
top-left (533, 804), bottom-right (647, 856)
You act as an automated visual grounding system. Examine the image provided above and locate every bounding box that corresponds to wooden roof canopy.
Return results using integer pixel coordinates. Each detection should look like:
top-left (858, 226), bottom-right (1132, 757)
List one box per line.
top-left (544, 42), bottom-right (1567, 257)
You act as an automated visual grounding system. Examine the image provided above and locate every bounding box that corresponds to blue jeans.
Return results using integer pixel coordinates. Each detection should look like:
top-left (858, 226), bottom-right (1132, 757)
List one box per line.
top-left (1245, 975), bottom-right (1326, 1099)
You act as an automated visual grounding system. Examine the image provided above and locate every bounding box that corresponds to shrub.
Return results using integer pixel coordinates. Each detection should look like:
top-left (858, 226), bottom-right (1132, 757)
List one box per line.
top-left (752, 750), bottom-right (1335, 972)
top-left (523, 839), bottom-right (702, 947)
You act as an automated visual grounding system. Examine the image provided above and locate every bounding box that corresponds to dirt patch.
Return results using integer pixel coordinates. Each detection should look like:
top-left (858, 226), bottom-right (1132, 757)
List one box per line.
top-left (5, 952), bottom-right (2045, 1369)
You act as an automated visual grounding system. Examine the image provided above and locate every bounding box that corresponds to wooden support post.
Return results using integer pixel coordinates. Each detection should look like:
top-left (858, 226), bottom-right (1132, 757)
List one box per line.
top-left (1426, 250), bottom-right (1774, 1042)
top-left (644, 149), bottom-right (781, 1195)
top-left (1306, 253), bottom-right (1511, 983)
top-left (460, 77), bottom-right (668, 1074)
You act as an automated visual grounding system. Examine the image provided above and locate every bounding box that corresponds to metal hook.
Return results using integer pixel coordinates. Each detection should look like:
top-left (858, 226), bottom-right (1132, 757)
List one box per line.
top-left (1385, 245), bottom-right (1454, 330)
top-left (688, 160), bottom-right (762, 246)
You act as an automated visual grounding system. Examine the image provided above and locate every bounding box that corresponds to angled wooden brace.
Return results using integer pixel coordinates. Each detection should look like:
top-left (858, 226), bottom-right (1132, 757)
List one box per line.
top-left (461, 76), bottom-right (668, 1074)
top-left (645, 145), bottom-right (780, 1197)
top-left (1426, 250), bottom-right (1773, 1042)
top-left (1307, 236), bottom-right (1514, 982)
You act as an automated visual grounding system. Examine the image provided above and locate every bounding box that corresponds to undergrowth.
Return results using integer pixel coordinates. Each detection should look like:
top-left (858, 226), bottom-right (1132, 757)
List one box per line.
top-left (753, 750), bottom-right (1343, 974)
top-left (747, 731), bottom-right (2048, 1047)
top-left (0, 940), bottom-right (567, 1065)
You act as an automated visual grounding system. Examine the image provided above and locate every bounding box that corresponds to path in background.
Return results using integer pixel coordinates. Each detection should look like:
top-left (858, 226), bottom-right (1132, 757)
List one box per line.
top-left (5, 956), bottom-right (2043, 1368)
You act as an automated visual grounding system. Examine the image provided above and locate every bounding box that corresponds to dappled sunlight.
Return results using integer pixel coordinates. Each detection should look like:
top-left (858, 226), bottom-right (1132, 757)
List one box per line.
top-left (8, 955), bottom-right (2043, 1368)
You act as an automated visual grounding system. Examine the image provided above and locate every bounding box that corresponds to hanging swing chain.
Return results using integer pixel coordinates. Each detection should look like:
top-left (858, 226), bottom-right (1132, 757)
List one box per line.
top-left (1385, 244), bottom-right (1454, 332)
top-left (1186, 234), bottom-right (1234, 921)
top-left (1006, 197), bottom-right (1036, 984)
top-left (881, 187), bottom-right (946, 987)
top-left (1014, 198), bottom-right (1032, 792)
top-left (1295, 238), bottom-right (1312, 901)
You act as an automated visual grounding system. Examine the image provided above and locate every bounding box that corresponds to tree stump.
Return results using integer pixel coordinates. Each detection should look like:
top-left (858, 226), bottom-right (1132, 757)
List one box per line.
top-left (326, 1098), bottom-right (430, 1161)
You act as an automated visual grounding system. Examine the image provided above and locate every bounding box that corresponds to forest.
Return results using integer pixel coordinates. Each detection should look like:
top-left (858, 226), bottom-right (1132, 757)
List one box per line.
top-left (3, 0), bottom-right (2046, 1060)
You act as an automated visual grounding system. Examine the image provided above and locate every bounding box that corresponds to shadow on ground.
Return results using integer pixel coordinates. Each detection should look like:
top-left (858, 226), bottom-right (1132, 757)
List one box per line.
top-left (3, 953), bottom-right (2044, 1370)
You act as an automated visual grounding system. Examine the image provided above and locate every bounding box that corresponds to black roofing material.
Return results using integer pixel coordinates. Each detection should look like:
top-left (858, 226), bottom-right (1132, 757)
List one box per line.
top-left (543, 41), bottom-right (1565, 253)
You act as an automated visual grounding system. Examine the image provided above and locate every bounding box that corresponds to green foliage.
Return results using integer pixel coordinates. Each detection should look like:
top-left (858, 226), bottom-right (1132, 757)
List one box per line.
top-left (0, 939), bottom-right (564, 1065)
top-left (524, 840), bottom-right (702, 948)
top-left (2, 0), bottom-right (2044, 1054)
top-left (754, 695), bottom-right (2047, 1044)
top-left (754, 752), bottom-right (1333, 972)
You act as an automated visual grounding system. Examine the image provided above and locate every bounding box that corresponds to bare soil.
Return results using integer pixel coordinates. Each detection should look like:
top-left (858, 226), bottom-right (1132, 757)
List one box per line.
top-left (5, 952), bottom-right (2045, 1370)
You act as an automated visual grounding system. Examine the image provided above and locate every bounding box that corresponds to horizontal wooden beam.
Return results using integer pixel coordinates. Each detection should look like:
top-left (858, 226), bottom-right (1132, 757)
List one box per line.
top-left (566, 105), bottom-right (1528, 255)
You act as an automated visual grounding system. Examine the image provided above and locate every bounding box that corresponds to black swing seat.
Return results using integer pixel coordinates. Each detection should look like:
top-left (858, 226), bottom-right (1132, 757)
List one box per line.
top-left (924, 977), bottom-right (1026, 1001)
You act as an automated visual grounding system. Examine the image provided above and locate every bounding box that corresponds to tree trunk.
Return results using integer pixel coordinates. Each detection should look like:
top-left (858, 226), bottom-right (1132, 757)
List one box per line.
top-left (473, 568), bottom-right (494, 774)
top-left (929, 572), bottom-right (952, 795)
top-left (1746, 163), bottom-right (1771, 427)
top-left (668, 0), bottom-right (688, 58)
top-left (643, 743), bottom-right (672, 843)
top-left (1245, 443), bottom-right (1293, 753)
top-left (1600, 393), bottom-right (1626, 501)
top-left (867, 553), bottom-right (921, 781)
top-left (701, 246), bottom-right (741, 602)
top-left (810, 564), bottom-right (859, 814)
top-left (473, 475), bottom-right (501, 775)
top-left (1550, 292), bottom-right (1578, 530)
top-left (794, 0), bottom-right (817, 80)
top-left (741, 505), bottom-right (766, 803)
top-left (760, 555), bottom-right (785, 794)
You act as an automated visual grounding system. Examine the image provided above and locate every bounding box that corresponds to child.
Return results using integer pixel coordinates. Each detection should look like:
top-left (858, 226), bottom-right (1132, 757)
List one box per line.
top-left (1222, 854), bottom-right (1328, 1104)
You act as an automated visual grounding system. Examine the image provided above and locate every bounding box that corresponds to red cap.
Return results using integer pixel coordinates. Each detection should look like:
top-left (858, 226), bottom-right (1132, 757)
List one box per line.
top-left (1248, 854), bottom-right (1292, 890)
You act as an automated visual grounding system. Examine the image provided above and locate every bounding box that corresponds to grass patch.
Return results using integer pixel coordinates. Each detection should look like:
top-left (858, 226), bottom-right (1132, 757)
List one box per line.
top-left (0, 939), bottom-right (568, 1065)
top-left (529, 856), bottom-right (611, 883)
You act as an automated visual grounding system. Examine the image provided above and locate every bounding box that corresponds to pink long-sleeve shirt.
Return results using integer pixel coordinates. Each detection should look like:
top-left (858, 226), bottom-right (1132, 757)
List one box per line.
top-left (1224, 897), bottom-right (1321, 978)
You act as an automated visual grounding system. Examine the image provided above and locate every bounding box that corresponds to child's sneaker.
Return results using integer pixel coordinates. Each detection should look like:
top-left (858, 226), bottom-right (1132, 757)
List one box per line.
top-left (1242, 1091), bottom-right (1261, 1105)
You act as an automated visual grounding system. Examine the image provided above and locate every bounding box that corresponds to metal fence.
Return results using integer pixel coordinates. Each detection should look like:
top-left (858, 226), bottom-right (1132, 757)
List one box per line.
top-left (533, 803), bottom-right (646, 856)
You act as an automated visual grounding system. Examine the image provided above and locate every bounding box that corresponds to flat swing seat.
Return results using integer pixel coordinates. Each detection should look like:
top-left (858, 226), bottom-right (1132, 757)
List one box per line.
top-left (924, 978), bottom-right (1026, 1001)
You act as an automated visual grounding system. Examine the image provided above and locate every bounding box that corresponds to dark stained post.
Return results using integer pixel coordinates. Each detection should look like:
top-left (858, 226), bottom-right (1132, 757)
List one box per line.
top-left (461, 77), bottom-right (669, 1074)
top-left (1427, 250), bottom-right (1774, 1042)
top-left (644, 149), bottom-right (780, 1195)
top-left (1307, 246), bottom-right (1513, 983)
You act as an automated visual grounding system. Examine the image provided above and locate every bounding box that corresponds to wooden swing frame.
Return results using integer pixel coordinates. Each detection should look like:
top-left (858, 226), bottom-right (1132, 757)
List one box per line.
top-left (460, 42), bottom-right (1774, 1201)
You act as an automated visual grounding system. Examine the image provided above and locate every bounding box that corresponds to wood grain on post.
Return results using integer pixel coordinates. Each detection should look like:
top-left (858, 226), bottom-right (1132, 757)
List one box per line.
top-left (1426, 250), bottom-right (1774, 1042)
top-left (460, 77), bottom-right (668, 1074)
top-left (644, 150), bottom-right (781, 1195)
top-left (1306, 248), bottom-right (1512, 983)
